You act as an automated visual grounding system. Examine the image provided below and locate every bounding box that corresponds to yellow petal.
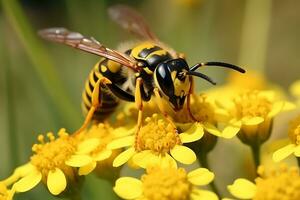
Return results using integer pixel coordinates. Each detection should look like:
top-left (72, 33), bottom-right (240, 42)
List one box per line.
top-left (179, 123), bottom-right (204, 143)
top-left (114, 177), bottom-right (142, 199)
top-left (203, 123), bottom-right (222, 137)
top-left (94, 149), bottom-right (112, 161)
top-left (79, 161), bottom-right (97, 176)
top-left (282, 101), bottom-right (296, 111)
top-left (188, 168), bottom-right (214, 186)
top-left (132, 150), bottom-right (158, 168)
top-left (222, 198), bottom-right (236, 200)
top-left (113, 126), bottom-right (135, 138)
top-left (221, 120), bottom-right (241, 139)
top-left (228, 178), bottom-right (256, 199)
top-left (294, 145), bottom-right (300, 157)
top-left (3, 163), bottom-right (35, 186)
top-left (14, 170), bottom-right (41, 192)
top-left (290, 80), bottom-right (300, 97)
top-left (107, 136), bottom-right (134, 150)
top-left (272, 144), bottom-right (296, 162)
top-left (77, 138), bottom-right (100, 154)
top-left (170, 145), bottom-right (196, 165)
top-left (159, 154), bottom-right (177, 169)
top-left (191, 189), bottom-right (218, 200)
top-left (65, 155), bottom-right (93, 167)
top-left (268, 101), bottom-right (284, 118)
top-left (47, 168), bottom-right (67, 195)
top-left (14, 163), bottom-right (35, 177)
top-left (242, 117), bottom-right (264, 126)
top-left (113, 147), bottom-right (135, 167)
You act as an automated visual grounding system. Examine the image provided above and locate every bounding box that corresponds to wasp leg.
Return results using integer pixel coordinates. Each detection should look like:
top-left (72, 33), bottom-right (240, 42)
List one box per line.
top-left (74, 77), bottom-right (112, 135)
top-left (134, 78), bottom-right (144, 149)
top-left (153, 88), bottom-right (178, 133)
top-left (187, 77), bottom-right (198, 121)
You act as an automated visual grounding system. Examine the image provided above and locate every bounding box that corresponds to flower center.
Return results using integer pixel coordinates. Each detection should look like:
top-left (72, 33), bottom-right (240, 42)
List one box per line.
top-left (254, 166), bottom-right (300, 200)
top-left (172, 94), bottom-right (215, 123)
top-left (30, 129), bottom-right (77, 178)
top-left (136, 114), bottom-right (181, 154)
top-left (288, 115), bottom-right (300, 145)
top-left (142, 166), bottom-right (192, 200)
top-left (233, 91), bottom-right (272, 119)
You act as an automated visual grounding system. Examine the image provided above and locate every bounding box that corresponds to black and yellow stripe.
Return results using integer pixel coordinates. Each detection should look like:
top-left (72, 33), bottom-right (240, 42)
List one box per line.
top-left (81, 59), bottom-right (119, 121)
top-left (130, 41), bottom-right (172, 71)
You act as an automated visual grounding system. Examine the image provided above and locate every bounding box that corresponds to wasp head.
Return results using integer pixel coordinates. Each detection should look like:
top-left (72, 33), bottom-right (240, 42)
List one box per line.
top-left (154, 58), bottom-right (191, 111)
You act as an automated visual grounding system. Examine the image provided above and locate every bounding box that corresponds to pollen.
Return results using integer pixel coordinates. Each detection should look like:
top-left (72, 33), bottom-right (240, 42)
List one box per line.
top-left (254, 165), bottom-right (300, 200)
top-left (141, 166), bottom-right (192, 200)
top-left (288, 115), bottom-right (300, 145)
top-left (136, 114), bottom-right (181, 154)
top-left (173, 94), bottom-right (215, 123)
top-left (30, 129), bottom-right (78, 181)
top-left (233, 91), bottom-right (272, 119)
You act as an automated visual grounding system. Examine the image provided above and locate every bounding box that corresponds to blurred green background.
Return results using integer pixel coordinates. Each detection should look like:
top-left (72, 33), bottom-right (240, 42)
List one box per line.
top-left (0, 0), bottom-right (299, 199)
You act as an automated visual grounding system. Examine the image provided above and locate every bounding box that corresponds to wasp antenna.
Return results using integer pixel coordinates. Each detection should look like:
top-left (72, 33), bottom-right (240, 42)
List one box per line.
top-left (190, 62), bottom-right (245, 73)
top-left (186, 71), bottom-right (216, 85)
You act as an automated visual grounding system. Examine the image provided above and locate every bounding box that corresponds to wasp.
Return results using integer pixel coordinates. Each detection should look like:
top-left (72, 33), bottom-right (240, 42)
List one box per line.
top-left (39, 5), bottom-right (245, 135)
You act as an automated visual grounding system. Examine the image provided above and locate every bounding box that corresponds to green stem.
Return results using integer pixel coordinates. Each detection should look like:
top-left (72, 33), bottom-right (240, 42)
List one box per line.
top-left (198, 153), bottom-right (221, 198)
top-left (4, 55), bottom-right (19, 168)
top-left (1, 0), bottom-right (81, 128)
top-left (250, 144), bottom-right (261, 173)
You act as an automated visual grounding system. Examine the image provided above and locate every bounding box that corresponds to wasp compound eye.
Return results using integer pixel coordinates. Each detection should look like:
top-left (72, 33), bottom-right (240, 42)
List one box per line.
top-left (155, 63), bottom-right (175, 97)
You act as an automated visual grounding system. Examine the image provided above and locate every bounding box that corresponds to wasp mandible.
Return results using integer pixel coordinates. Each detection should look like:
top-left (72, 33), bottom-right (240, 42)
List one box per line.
top-left (39, 5), bottom-right (245, 135)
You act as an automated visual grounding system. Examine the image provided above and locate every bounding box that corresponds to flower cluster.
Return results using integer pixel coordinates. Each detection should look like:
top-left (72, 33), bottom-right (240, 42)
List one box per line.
top-left (2, 71), bottom-right (300, 200)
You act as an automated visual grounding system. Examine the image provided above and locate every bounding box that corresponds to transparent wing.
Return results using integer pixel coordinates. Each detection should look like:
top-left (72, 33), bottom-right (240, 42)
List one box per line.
top-left (38, 27), bottom-right (138, 70)
top-left (108, 5), bottom-right (158, 41)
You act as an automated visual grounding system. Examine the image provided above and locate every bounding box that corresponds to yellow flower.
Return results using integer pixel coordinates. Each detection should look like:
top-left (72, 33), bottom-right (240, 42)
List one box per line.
top-left (227, 165), bottom-right (300, 200)
top-left (207, 70), bottom-right (286, 104)
top-left (173, 94), bottom-right (240, 139)
top-left (74, 123), bottom-right (128, 179)
top-left (0, 182), bottom-right (14, 200)
top-left (108, 114), bottom-right (204, 168)
top-left (2, 129), bottom-right (96, 196)
top-left (114, 165), bottom-right (218, 200)
top-left (273, 114), bottom-right (300, 162)
top-left (221, 90), bottom-right (285, 145)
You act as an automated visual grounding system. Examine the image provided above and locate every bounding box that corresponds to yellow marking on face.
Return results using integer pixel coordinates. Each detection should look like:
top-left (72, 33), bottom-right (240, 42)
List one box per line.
top-left (144, 67), bottom-right (153, 75)
top-left (101, 65), bottom-right (107, 72)
top-left (131, 41), bottom-right (156, 59)
top-left (107, 60), bottom-right (121, 73)
top-left (171, 71), bottom-right (190, 96)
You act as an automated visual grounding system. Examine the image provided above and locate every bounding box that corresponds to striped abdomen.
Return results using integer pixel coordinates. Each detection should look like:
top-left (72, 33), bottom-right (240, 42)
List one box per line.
top-left (81, 59), bottom-right (119, 121)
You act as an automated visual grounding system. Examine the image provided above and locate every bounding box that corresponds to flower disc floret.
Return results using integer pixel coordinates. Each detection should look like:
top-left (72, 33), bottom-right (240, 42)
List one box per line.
top-left (254, 166), bottom-right (300, 200)
top-left (141, 166), bottom-right (192, 200)
top-left (228, 165), bottom-right (300, 200)
top-left (136, 114), bottom-right (181, 154)
top-left (233, 91), bottom-right (272, 120)
top-left (30, 129), bottom-right (78, 180)
top-left (114, 165), bottom-right (217, 200)
top-left (172, 94), bottom-right (215, 124)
